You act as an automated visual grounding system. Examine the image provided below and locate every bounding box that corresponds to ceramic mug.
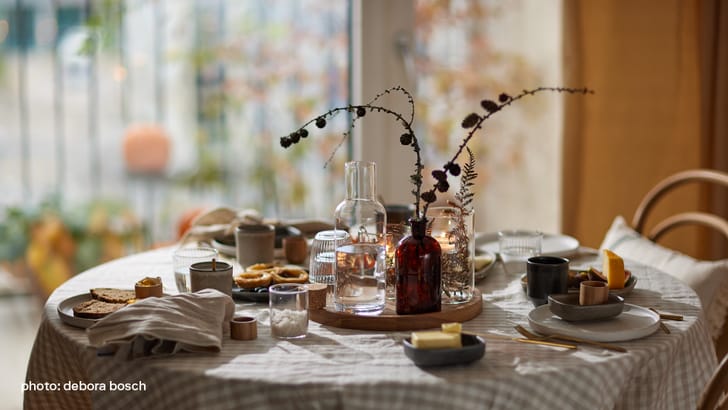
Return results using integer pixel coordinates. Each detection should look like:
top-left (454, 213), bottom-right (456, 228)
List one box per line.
top-left (526, 256), bottom-right (569, 306)
top-left (235, 224), bottom-right (275, 268)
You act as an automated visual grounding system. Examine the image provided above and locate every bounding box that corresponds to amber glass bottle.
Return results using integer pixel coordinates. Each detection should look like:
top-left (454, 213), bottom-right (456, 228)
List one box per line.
top-left (395, 218), bottom-right (442, 314)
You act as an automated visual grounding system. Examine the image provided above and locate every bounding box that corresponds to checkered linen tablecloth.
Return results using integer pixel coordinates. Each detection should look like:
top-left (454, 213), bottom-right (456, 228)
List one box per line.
top-left (24, 247), bottom-right (718, 410)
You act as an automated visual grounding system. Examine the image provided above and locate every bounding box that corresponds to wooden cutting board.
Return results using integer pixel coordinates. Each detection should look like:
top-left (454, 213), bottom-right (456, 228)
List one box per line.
top-left (309, 289), bottom-right (482, 331)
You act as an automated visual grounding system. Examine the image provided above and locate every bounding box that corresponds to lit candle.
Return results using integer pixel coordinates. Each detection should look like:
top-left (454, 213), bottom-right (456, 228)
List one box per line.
top-left (436, 233), bottom-right (455, 254)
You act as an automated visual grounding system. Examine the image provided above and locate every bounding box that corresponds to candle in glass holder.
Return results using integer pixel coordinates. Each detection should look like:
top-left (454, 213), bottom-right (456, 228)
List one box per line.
top-left (436, 233), bottom-right (455, 254)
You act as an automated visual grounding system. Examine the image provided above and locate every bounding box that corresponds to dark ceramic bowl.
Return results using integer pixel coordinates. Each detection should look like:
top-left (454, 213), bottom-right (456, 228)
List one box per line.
top-left (548, 293), bottom-right (625, 322)
top-left (402, 334), bottom-right (485, 367)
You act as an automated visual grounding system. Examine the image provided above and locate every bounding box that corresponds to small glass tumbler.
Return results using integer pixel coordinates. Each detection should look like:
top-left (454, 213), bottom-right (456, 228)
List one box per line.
top-left (269, 283), bottom-right (309, 339)
top-left (173, 247), bottom-right (218, 293)
top-left (498, 230), bottom-right (542, 275)
top-left (309, 230), bottom-right (351, 285)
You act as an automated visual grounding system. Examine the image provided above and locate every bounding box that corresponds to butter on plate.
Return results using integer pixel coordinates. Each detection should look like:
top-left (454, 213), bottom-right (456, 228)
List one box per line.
top-left (411, 331), bottom-right (462, 349)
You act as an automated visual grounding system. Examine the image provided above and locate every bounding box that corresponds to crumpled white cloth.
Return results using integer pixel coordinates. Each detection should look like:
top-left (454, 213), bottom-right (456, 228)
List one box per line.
top-left (180, 207), bottom-right (263, 245)
top-left (87, 289), bottom-right (235, 359)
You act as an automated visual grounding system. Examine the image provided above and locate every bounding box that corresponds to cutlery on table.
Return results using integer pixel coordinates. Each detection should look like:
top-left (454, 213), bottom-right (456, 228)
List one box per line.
top-left (457, 329), bottom-right (577, 350)
top-left (514, 325), bottom-right (627, 353)
top-left (648, 307), bottom-right (683, 321)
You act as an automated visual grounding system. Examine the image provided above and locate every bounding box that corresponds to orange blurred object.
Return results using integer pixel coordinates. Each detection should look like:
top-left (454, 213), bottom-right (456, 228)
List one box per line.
top-left (177, 207), bottom-right (206, 239)
top-left (122, 123), bottom-right (171, 174)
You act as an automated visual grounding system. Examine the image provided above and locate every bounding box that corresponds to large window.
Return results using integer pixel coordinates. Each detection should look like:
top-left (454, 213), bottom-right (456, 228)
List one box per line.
top-left (0, 0), bottom-right (562, 261)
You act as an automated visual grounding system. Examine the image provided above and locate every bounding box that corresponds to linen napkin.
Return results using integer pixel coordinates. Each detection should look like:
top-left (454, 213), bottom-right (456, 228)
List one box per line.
top-left (87, 289), bottom-right (235, 359)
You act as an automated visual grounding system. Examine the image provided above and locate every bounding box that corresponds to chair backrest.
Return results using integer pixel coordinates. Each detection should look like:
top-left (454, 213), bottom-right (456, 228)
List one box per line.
top-left (697, 352), bottom-right (728, 410)
top-left (631, 169), bottom-right (728, 243)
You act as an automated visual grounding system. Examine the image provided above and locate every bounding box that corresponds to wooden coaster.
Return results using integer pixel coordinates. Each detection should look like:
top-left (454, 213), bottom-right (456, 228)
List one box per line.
top-left (307, 284), bottom-right (328, 310)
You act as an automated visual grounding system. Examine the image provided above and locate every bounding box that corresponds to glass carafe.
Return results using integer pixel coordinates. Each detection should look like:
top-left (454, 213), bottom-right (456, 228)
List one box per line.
top-left (333, 161), bottom-right (387, 314)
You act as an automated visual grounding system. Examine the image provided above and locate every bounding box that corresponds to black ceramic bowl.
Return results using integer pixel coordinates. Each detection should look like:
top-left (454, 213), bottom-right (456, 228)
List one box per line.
top-left (548, 293), bottom-right (625, 322)
top-left (402, 334), bottom-right (485, 367)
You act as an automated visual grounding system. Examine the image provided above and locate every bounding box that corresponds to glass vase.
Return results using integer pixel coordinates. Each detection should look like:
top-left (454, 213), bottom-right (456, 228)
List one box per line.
top-left (395, 218), bottom-right (442, 315)
top-left (427, 206), bottom-right (475, 304)
top-left (333, 161), bottom-right (387, 314)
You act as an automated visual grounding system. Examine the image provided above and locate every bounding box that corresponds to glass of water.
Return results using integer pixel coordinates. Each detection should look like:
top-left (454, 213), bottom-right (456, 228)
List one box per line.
top-left (334, 242), bottom-right (386, 315)
top-left (173, 247), bottom-right (218, 293)
top-left (309, 230), bottom-right (351, 285)
top-left (498, 230), bottom-right (542, 276)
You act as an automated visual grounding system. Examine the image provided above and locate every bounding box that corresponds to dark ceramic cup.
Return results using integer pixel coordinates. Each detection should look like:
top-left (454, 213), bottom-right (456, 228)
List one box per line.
top-left (526, 256), bottom-right (569, 307)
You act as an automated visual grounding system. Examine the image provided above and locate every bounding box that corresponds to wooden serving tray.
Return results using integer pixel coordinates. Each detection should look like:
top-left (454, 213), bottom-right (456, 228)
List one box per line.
top-left (310, 289), bottom-right (482, 331)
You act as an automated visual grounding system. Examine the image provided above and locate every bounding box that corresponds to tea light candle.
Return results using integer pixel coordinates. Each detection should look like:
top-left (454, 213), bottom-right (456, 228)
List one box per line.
top-left (190, 259), bottom-right (233, 296)
top-left (436, 233), bottom-right (455, 253)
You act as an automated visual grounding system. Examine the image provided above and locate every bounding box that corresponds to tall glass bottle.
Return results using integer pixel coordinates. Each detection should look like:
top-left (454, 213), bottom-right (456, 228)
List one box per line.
top-left (333, 161), bottom-right (387, 314)
top-left (395, 218), bottom-right (442, 314)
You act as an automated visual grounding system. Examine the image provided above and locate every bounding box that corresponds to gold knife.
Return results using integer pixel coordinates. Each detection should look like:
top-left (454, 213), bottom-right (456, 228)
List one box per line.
top-left (514, 325), bottom-right (627, 353)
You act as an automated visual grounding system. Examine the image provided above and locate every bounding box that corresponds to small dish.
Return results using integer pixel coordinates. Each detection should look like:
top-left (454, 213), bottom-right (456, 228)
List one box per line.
top-left (548, 293), bottom-right (625, 321)
top-left (402, 334), bottom-right (485, 367)
top-left (232, 286), bottom-right (270, 303)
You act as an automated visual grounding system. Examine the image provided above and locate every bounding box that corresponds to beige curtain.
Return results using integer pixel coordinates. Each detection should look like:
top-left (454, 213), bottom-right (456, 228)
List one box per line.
top-left (562, 0), bottom-right (728, 260)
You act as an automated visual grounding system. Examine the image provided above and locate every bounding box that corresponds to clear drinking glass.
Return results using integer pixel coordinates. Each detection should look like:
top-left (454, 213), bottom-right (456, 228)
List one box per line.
top-left (269, 283), bottom-right (309, 339)
top-left (173, 247), bottom-right (218, 293)
top-left (309, 230), bottom-right (351, 285)
top-left (498, 230), bottom-right (542, 275)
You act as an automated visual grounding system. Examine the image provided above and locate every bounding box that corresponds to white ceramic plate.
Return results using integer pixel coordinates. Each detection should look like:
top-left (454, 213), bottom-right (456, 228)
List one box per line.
top-left (477, 232), bottom-right (580, 258)
top-left (57, 293), bottom-right (102, 329)
top-left (212, 238), bottom-right (237, 257)
top-left (527, 303), bottom-right (660, 342)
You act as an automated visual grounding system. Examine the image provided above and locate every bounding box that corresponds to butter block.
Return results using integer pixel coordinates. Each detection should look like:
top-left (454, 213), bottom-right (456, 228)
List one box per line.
top-left (411, 331), bottom-right (462, 349)
top-left (602, 249), bottom-right (625, 290)
top-left (441, 322), bottom-right (462, 334)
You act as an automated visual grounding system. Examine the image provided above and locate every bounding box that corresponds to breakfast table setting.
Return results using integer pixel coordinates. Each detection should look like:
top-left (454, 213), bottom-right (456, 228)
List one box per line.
top-left (24, 239), bottom-right (717, 410)
top-left (23, 86), bottom-right (719, 409)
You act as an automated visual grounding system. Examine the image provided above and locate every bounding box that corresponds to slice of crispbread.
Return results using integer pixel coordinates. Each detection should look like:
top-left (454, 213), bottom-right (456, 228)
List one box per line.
top-left (90, 288), bottom-right (136, 303)
top-left (72, 299), bottom-right (126, 319)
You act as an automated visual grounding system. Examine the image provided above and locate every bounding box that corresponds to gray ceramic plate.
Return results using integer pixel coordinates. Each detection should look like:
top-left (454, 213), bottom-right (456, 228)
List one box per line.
top-left (57, 293), bottom-right (102, 328)
top-left (402, 334), bottom-right (485, 367)
top-left (231, 286), bottom-right (269, 303)
top-left (548, 293), bottom-right (625, 321)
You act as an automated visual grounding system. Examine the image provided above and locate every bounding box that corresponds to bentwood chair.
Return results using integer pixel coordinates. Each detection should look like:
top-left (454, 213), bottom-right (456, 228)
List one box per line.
top-left (697, 352), bottom-right (728, 410)
top-left (632, 169), bottom-right (728, 243)
top-left (633, 170), bottom-right (728, 341)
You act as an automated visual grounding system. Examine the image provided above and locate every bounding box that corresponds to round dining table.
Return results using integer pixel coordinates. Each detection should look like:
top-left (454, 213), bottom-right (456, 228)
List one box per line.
top-left (24, 246), bottom-right (717, 410)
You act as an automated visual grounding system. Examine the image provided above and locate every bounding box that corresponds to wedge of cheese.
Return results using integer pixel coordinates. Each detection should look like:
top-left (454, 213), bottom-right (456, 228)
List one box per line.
top-left (602, 249), bottom-right (625, 290)
top-left (411, 331), bottom-right (462, 349)
top-left (441, 322), bottom-right (462, 334)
